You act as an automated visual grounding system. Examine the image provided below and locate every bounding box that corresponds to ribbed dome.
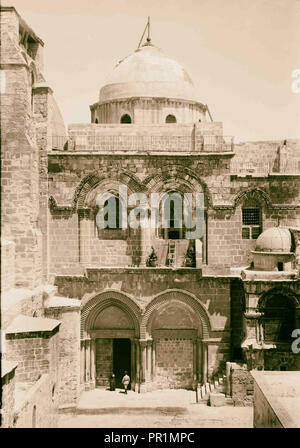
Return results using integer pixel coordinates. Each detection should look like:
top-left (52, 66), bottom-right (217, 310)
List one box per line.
top-left (254, 228), bottom-right (292, 253)
top-left (99, 43), bottom-right (197, 103)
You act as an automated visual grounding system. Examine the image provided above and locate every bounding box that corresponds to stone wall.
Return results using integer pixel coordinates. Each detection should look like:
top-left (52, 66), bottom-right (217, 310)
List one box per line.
top-left (1, 239), bottom-right (15, 292)
top-left (230, 279), bottom-right (245, 359)
top-left (5, 329), bottom-right (59, 383)
top-left (232, 140), bottom-right (300, 175)
top-left (45, 304), bottom-right (81, 405)
top-left (227, 362), bottom-right (254, 406)
top-left (13, 374), bottom-right (58, 428)
top-left (251, 371), bottom-right (300, 428)
top-left (1, 362), bottom-right (17, 428)
top-left (55, 269), bottom-right (232, 383)
top-left (252, 377), bottom-right (282, 427)
top-left (48, 152), bottom-right (300, 274)
top-left (155, 337), bottom-right (193, 389)
top-left (68, 122), bottom-right (227, 153)
top-left (1, 8), bottom-right (42, 288)
top-left (54, 268), bottom-right (231, 334)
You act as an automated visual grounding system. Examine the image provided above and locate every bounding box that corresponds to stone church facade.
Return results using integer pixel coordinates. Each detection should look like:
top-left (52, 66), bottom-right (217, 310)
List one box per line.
top-left (1, 6), bottom-right (300, 427)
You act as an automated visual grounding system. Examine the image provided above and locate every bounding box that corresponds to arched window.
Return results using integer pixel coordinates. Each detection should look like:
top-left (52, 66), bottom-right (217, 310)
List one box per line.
top-left (95, 118), bottom-right (98, 124)
top-left (162, 191), bottom-right (184, 240)
top-left (242, 201), bottom-right (262, 239)
top-left (97, 194), bottom-right (123, 230)
top-left (262, 294), bottom-right (295, 343)
top-left (165, 114), bottom-right (176, 123)
top-left (120, 114), bottom-right (132, 124)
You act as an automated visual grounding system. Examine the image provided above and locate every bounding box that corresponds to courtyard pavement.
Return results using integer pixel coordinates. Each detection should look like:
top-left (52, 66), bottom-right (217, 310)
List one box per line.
top-left (58, 388), bottom-right (253, 428)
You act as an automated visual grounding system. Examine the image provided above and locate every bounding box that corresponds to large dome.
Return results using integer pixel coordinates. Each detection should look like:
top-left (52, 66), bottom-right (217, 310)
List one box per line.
top-left (254, 227), bottom-right (293, 253)
top-left (99, 42), bottom-right (197, 103)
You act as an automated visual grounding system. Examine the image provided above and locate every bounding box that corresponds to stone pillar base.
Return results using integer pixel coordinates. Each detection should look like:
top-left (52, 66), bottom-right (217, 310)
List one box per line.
top-left (139, 382), bottom-right (155, 393)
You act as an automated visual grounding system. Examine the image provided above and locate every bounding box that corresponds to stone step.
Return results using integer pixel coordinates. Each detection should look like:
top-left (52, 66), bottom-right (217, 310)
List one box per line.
top-left (43, 284), bottom-right (58, 301)
top-left (71, 406), bottom-right (190, 416)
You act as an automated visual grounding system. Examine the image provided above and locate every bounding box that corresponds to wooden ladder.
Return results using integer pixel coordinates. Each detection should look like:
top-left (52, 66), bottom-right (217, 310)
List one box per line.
top-left (168, 240), bottom-right (176, 267)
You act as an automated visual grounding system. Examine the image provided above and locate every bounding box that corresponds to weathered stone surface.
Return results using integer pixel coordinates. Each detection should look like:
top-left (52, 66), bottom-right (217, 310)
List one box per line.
top-left (209, 392), bottom-right (226, 407)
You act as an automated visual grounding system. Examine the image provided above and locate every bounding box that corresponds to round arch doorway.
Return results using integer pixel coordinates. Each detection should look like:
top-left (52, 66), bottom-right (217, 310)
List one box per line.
top-left (86, 302), bottom-right (140, 391)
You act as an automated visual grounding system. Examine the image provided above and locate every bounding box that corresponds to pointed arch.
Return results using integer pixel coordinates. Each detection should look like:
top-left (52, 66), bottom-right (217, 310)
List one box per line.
top-left (141, 289), bottom-right (211, 339)
top-left (81, 290), bottom-right (142, 339)
top-left (258, 286), bottom-right (300, 309)
top-left (233, 188), bottom-right (272, 210)
top-left (73, 170), bottom-right (144, 210)
top-left (143, 166), bottom-right (212, 209)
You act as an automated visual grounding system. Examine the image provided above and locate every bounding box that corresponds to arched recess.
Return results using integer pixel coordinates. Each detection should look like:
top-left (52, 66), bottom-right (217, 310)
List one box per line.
top-left (81, 291), bottom-right (142, 390)
top-left (144, 166), bottom-right (212, 209)
top-left (141, 289), bottom-right (211, 339)
top-left (258, 287), bottom-right (299, 343)
top-left (233, 188), bottom-right (272, 210)
top-left (258, 286), bottom-right (299, 310)
top-left (81, 290), bottom-right (142, 339)
top-left (73, 171), bottom-right (144, 211)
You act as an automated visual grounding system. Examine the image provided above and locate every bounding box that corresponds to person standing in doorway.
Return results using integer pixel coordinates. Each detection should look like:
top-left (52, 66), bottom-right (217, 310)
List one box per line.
top-left (122, 371), bottom-right (130, 394)
top-left (109, 372), bottom-right (116, 391)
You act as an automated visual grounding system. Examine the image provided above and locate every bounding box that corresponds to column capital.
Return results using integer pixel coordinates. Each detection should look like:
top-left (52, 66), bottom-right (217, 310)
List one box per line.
top-left (139, 339), bottom-right (151, 347)
top-left (244, 310), bottom-right (263, 319)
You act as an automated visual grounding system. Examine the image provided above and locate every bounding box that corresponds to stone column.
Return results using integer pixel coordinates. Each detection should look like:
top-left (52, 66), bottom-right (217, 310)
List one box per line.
top-left (195, 239), bottom-right (203, 268)
top-left (90, 339), bottom-right (96, 389)
top-left (202, 341), bottom-right (208, 384)
top-left (193, 340), bottom-right (197, 381)
top-left (140, 340), bottom-right (147, 392)
top-left (85, 339), bottom-right (91, 389)
top-left (80, 339), bottom-right (85, 389)
top-left (152, 340), bottom-right (156, 381)
top-left (139, 208), bottom-right (152, 267)
top-left (131, 339), bottom-right (136, 391)
top-left (135, 339), bottom-right (140, 392)
top-left (196, 338), bottom-right (202, 383)
top-left (146, 339), bottom-right (152, 384)
top-left (79, 210), bottom-right (91, 266)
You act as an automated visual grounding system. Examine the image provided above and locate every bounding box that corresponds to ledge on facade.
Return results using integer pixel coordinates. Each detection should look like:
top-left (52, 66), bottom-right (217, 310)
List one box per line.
top-left (231, 173), bottom-right (300, 180)
top-left (6, 315), bottom-right (61, 336)
top-left (85, 266), bottom-right (203, 274)
top-left (44, 295), bottom-right (80, 309)
top-left (241, 269), bottom-right (297, 281)
top-left (1, 360), bottom-right (18, 379)
top-left (48, 149), bottom-right (235, 157)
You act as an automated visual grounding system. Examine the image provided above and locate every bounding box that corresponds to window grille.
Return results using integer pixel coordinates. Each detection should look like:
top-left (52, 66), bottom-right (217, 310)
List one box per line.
top-left (242, 207), bottom-right (261, 240)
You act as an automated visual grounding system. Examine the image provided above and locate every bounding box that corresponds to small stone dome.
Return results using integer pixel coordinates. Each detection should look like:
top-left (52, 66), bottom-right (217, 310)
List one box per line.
top-left (254, 227), bottom-right (293, 253)
top-left (99, 42), bottom-right (197, 103)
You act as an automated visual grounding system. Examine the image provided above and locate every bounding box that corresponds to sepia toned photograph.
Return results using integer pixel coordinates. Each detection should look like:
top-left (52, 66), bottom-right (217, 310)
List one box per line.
top-left (0, 0), bottom-right (300, 434)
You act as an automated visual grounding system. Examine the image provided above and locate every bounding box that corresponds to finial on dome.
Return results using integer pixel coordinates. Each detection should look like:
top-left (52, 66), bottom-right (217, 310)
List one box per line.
top-left (137, 16), bottom-right (152, 48)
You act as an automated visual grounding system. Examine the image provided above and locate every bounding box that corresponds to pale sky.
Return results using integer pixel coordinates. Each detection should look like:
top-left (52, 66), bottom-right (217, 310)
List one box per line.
top-left (4, 0), bottom-right (300, 141)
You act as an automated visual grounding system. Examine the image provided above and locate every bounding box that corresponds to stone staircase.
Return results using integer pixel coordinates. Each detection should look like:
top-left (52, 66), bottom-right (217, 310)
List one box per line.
top-left (197, 374), bottom-right (233, 406)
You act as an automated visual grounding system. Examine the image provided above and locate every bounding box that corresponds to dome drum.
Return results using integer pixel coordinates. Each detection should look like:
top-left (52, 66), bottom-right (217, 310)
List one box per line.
top-left (91, 97), bottom-right (206, 125)
top-left (251, 227), bottom-right (295, 272)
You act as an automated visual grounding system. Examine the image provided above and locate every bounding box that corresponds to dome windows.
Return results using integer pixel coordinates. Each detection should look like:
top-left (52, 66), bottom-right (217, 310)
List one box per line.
top-left (165, 114), bottom-right (176, 123)
top-left (120, 114), bottom-right (132, 124)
